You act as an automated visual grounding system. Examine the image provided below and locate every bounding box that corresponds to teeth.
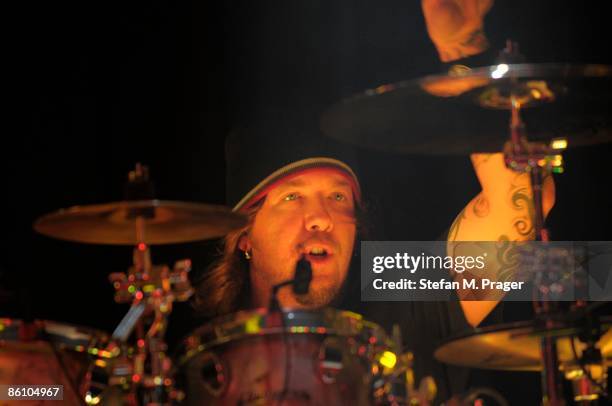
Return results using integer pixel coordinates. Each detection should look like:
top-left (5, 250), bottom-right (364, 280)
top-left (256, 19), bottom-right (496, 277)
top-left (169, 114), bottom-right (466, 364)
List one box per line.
top-left (310, 247), bottom-right (326, 255)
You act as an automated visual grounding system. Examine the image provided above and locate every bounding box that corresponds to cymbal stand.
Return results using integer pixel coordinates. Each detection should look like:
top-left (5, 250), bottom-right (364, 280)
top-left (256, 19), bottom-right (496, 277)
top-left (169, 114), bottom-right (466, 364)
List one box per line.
top-left (108, 234), bottom-right (193, 404)
top-left (105, 165), bottom-right (194, 405)
top-left (502, 63), bottom-right (567, 405)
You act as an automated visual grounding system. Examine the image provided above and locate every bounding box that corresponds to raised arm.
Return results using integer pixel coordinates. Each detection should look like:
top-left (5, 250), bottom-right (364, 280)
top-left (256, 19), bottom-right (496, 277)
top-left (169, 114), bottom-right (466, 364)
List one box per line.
top-left (448, 153), bottom-right (555, 326)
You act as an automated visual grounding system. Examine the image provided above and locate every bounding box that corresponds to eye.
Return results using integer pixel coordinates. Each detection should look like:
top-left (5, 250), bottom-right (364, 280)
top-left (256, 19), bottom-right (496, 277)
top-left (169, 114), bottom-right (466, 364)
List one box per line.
top-left (331, 192), bottom-right (347, 202)
top-left (283, 193), bottom-right (299, 201)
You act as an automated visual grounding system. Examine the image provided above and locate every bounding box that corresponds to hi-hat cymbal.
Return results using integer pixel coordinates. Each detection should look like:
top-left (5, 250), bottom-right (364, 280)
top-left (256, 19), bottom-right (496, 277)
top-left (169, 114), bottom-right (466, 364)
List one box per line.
top-left (33, 200), bottom-right (247, 245)
top-left (434, 317), bottom-right (612, 371)
top-left (321, 63), bottom-right (612, 155)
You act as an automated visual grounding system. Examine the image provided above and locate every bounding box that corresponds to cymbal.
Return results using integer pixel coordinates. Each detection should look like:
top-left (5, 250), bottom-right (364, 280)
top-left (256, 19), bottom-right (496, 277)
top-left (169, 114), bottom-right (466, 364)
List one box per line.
top-left (321, 64), bottom-right (612, 155)
top-left (434, 317), bottom-right (612, 371)
top-left (34, 200), bottom-right (247, 245)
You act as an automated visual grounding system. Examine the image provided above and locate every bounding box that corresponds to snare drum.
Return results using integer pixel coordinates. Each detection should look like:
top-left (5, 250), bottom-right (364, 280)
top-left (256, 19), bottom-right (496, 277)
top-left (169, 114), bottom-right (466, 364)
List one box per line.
top-left (175, 308), bottom-right (396, 406)
top-left (0, 318), bottom-right (111, 405)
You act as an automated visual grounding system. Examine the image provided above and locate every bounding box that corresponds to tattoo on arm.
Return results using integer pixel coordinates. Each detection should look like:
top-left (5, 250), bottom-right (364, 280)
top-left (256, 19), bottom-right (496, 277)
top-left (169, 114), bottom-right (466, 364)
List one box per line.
top-left (473, 194), bottom-right (490, 218)
top-left (509, 179), bottom-right (535, 238)
top-left (496, 235), bottom-right (521, 283)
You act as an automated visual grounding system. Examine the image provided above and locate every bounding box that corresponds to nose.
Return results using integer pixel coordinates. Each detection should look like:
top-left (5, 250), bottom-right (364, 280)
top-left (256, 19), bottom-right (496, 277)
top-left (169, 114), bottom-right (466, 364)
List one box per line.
top-left (304, 196), bottom-right (333, 232)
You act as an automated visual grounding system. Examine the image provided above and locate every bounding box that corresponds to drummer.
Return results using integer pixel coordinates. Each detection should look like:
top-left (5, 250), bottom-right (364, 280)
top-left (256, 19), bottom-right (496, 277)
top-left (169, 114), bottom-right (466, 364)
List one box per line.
top-left (194, 117), bottom-right (554, 398)
top-left (194, 0), bottom-right (555, 402)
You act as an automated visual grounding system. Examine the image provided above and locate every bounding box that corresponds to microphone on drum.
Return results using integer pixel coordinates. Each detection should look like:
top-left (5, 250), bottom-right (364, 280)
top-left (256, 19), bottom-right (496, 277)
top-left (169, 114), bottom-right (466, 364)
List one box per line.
top-left (269, 256), bottom-right (313, 311)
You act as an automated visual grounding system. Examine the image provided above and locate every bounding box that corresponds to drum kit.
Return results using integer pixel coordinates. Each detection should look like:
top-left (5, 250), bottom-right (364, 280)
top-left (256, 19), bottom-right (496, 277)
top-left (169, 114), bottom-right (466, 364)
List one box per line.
top-left (2, 43), bottom-right (612, 405)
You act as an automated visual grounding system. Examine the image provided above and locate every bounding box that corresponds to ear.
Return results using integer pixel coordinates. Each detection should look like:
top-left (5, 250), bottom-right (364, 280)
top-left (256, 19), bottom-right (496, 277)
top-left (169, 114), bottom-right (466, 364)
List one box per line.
top-left (238, 233), bottom-right (250, 252)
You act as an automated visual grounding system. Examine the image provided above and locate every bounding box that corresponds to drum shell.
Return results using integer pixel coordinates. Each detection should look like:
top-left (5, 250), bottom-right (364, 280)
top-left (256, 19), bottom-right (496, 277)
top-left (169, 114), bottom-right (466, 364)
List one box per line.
top-left (181, 333), bottom-right (373, 405)
top-left (0, 319), bottom-right (109, 406)
top-left (175, 309), bottom-right (392, 406)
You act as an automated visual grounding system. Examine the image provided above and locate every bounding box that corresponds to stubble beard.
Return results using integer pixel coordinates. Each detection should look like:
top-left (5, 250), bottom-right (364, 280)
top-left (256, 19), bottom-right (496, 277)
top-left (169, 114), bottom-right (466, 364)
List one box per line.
top-left (293, 276), bottom-right (341, 308)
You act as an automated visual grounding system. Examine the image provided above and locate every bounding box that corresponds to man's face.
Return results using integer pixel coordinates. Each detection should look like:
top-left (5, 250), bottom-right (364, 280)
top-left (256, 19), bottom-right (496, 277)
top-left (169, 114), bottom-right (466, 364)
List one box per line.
top-left (241, 170), bottom-right (356, 309)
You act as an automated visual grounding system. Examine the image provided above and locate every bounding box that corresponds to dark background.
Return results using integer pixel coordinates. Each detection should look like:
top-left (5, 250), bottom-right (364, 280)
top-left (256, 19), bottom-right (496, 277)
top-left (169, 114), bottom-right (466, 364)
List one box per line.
top-left (3, 0), bottom-right (611, 402)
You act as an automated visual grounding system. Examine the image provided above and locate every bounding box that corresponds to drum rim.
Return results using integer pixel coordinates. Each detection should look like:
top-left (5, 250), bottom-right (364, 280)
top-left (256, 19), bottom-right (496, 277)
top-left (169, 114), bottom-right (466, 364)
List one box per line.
top-left (175, 307), bottom-right (391, 367)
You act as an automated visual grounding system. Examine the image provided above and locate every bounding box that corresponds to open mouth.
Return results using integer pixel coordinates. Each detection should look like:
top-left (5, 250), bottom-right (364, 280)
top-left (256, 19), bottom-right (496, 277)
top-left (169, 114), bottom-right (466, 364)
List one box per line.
top-left (302, 245), bottom-right (332, 262)
top-left (308, 247), bottom-right (328, 256)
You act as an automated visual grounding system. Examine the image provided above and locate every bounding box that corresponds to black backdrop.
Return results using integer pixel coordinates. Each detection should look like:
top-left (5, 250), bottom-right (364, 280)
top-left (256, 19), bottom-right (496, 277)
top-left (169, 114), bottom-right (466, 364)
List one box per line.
top-left (3, 0), bottom-right (612, 401)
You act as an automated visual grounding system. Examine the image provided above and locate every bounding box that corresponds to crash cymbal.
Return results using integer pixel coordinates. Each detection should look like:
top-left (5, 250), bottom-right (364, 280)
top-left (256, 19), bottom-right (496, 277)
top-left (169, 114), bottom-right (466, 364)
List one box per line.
top-left (434, 317), bottom-right (612, 371)
top-left (321, 63), bottom-right (612, 155)
top-left (34, 200), bottom-right (247, 245)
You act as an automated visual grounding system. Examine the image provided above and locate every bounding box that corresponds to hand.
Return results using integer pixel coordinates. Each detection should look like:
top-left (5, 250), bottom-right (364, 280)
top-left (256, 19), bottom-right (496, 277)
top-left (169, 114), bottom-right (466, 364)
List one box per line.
top-left (421, 0), bottom-right (493, 62)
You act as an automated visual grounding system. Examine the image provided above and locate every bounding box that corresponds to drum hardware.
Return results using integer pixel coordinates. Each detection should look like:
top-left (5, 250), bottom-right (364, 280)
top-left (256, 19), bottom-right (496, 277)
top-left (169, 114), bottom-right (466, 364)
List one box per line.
top-left (435, 315), bottom-right (612, 404)
top-left (30, 164), bottom-right (246, 405)
top-left (195, 351), bottom-right (227, 397)
top-left (99, 165), bottom-right (196, 405)
top-left (317, 335), bottom-right (346, 384)
top-left (321, 54), bottom-right (612, 155)
top-left (33, 164), bottom-right (247, 246)
top-left (499, 87), bottom-right (601, 403)
top-left (32, 199), bottom-right (247, 246)
top-left (499, 41), bottom-right (569, 406)
top-left (565, 346), bottom-right (607, 403)
top-left (564, 306), bottom-right (609, 403)
top-left (434, 315), bottom-right (612, 371)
